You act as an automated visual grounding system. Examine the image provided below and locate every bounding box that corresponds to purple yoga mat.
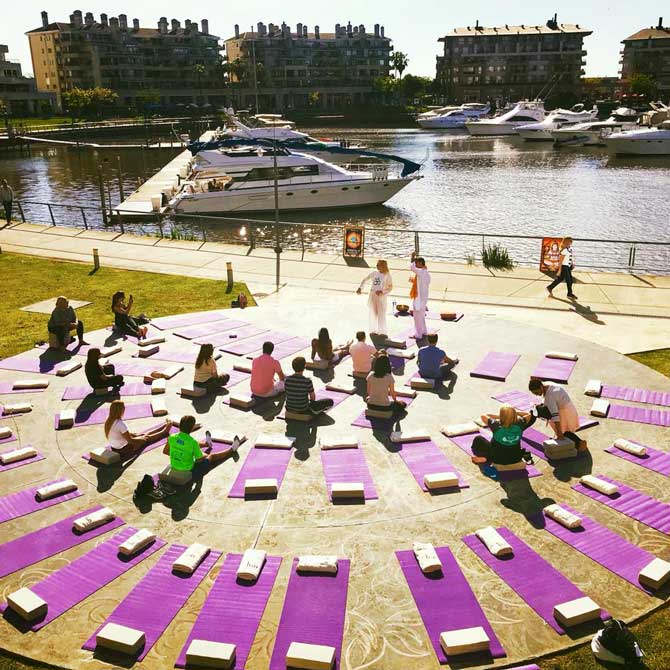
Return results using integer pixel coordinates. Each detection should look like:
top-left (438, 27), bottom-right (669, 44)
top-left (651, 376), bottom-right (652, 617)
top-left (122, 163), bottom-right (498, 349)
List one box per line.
top-left (0, 353), bottom-right (77, 376)
top-left (531, 356), bottom-right (576, 384)
top-left (225, 368), bottom-right (251, 388)
top-left (228, 446), bottom-right (293, 498)
top-left (605, 440), bottom-right (670, 476)
top-left (269, 558), bottom-right (350, 670)
top-left (264, 337), bottom-right (311, 360)
top-left (0, 527), bottom-right (165, 631)
top-left (133, 347), bottom-right (202, 365)
top-left (470, 352), bottom-right (521, 382)
top-left (573, 475), bottom-right (670, 534)
top-left (37, 341), bottom-right (98, 357)
top-left (175, 553), bottom-right (282, 669)
top-left (278, 388), bottom-right (352, 420)
top-left (0, 479), bottom-right (83, 524)
top-left (222, 331), bottom-right (294, 356)
top-left (397, 545), bottom-right (506, 664)
top-left (448, 431), bottom-right (543, 478)
top-left (0, 446), bottom-right (45, 473)
top-left (321, 444), bottom-right (378, 500)
top-left (395, 440), bottom-right (468, 492)
top-left (0, 382), bottom-right (47, 396)
top-left (0, 505), bottom-right (125, 579)
top-left (112, 361), bottom-right (173, 378)
top-left (350, 396), bottom-right (416, 431)
top-left (173, 318), bottom-right (245, 340)
top-left (601, 384), bottom-right (670, 408)
top-left (61, 381), bottom-right (151, 401)
top-left (55, 402), bottom-right (153, 430)
top-left (83, 544), bottom-right (220, 661)
top-left (520, 427), bottom-right (587, 464)
top-left (0, 427), bottom-right (17, 446)
top-left (82, 424), bottom-right (178, 465)
top-left (464, 527), bottom-right (609, 634)
top-left (607, 403), bottom-right (670, 427)
top-left (532, 504), bottom-right (657, 595)
top-left (151, 309), bottom-right (233, 331)
top-left (208, 324), bottom-right (269, 348)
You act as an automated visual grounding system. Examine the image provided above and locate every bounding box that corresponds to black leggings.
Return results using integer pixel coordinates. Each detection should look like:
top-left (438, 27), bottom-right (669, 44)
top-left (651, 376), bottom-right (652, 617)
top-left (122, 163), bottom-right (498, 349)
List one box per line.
top-left (547, 265), bottom-right (574, 295)
top-left (194, 374), bottom-right (230, 392)
top-left (48, 321), bottom-right (84, 346)
top-left (115, 313), bottom-right (141, 337)
top-left (367, 401), bottom-right (406, 417)
top-left (2, 200), bottom-right (11, 224)
top-left (471, 435), bottom-right (531, 464)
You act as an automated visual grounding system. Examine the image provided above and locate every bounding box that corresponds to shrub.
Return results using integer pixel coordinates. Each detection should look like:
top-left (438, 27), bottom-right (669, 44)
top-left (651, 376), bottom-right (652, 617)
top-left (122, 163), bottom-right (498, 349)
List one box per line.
top-left (481, 243), bottom-right (514, 271)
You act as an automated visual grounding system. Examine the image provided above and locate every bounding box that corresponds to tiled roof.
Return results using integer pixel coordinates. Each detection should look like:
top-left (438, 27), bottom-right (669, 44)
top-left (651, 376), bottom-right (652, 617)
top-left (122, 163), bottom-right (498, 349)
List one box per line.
top-left (439, 23), bottom-right (591, 40)
top-left (623, 27), bottom-right (670, 42)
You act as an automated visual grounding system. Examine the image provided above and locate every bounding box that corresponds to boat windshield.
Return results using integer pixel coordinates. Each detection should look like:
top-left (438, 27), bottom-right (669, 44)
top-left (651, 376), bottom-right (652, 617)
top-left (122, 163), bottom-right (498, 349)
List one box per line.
top-left (238, 165), bottom-right (320, 182)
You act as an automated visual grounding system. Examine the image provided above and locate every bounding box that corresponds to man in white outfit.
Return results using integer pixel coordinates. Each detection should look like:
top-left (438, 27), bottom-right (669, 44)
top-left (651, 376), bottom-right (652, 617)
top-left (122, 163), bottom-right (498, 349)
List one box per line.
top-left (410, 252), bottom-right (431, 340)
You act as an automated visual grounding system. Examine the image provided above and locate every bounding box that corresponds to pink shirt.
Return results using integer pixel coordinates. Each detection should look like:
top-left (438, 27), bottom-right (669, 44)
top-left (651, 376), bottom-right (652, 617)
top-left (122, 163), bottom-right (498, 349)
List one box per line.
top-left (250, 354), bottom-right (282, 396)
top-left (350, 341), bottom-right (376, 374)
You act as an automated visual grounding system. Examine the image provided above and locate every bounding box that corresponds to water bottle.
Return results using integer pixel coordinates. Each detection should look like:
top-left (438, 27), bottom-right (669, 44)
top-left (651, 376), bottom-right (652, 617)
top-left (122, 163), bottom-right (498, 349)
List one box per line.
top-left (392, 300), bottom-right (397, 316)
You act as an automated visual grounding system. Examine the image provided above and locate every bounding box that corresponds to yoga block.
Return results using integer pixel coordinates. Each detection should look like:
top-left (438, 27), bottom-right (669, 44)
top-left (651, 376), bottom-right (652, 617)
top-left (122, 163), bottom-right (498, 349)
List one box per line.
top-left (396, 389), bottom-right (417, 399)
top-left (89, 447), bottom-right (120, 466)
top-left (173, 543), bottom-right (211, 575)
top-left (306, 359), bottom-right (329, 370)
top-left (186, 640), bottom-right (236, 669)
top-left (331, 482), bottom-right (365, 500)
top-left (639, 558), bottom-right (670, 590)
top-left (138, 345), bottom-right (159, 358)
top-left (494, 461), bottom-right (528, 471)
top-left (244, 478), bottom-right (278, 495)
top-left (381, 338), bottom-right (406, 349)
top-left (56, 360), bottom-right (81, 376)
top-left (73, 507), bottom-right (115, 533)
top-left (151, 378), bottom-right (166, 394)
top-left (118, 529), bottom-right (156, 557)
top-left (139, 336), bottom-right (165, 346)
top-left (390, 428), bottom-right (430, 443)
top-left (233, 362), bottom-right (252, 373)
top-left (0, 446), bottom-right (37, 465)
top-left (151, 398), bottom-right (168, 417)
top-left (3, 402), bottom-right (32, 414)
top-left (413, 542), bottom-right (442, 573)
top-left (159, 466), bottom-right (192, 486)
top-left (584, 379), bottom-right (602, 397)
top-left (36, 479), bottom-right (77, 501)
top-left (319, 435), bottom-right (358, 450)
top-left (229, 393), bottom-right (255, 409)
top-left (442, 422), bottom-right (479, 437)
top-left (162, 364), bottom-right (184, 379)
top-left (286, 642), bottom-right (335, 670)
top-left (410, 377), bottom-right (435, 390)
top-left (553, 596), bottom-right (601, 627)
top-left (297, 556), bottom-right (338, 574)
top-left (325, 381), bottom-right (356, 394)
top-left (613, 438), bottom-right (646, 457)
top-left (439, 627), bottom-right (490, 656)
top-left (96, 622), bottom-right (146, 655)
top-left (12, 379), bottom-right (48, 390)
top-left (285, 410), bottom-right (312, 422)
top-left (210, 431), bottom-right (247, 445)
top-left (590, 399), bottom-right (610, 417)
top-left (181, 385), bottom-right (207, 398)
top-left (546, 351), bottom-right (578, 361)
top-left (7, 587), bottom-right (47, 622)
top-left (544, 504), bottom-right (582, 529)
top-left (386, 348), bottom-right (415, 359)
top-left (100, 345), bottom-right (122, 357)
top-left (0, 426), bottom-right (12, 439)
top-left (580, 475), bottom-right (618, 496)
top-left (543, 438), bottom-right (577, 460)
top-left (58, 409), bottom-right (76, 428)
top-left (237, 549), bottom-right (267, 581)
top-left (255, 434), bottom-right (295, 449)
top-left (424, 471), bottom-right (459, 490)
top-left (365, 407), bottom-right (393, 419)
top-left (475, 526), bottom-right (513, 557)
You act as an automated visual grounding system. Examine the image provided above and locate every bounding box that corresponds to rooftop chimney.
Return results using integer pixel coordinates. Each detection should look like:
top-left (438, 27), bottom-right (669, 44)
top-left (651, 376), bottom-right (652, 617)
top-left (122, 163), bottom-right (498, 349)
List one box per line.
top-left (234, 24), bottom-right (239, 38)
top-left (109, 17), bottom-right (119, 30)
top-left (201, 19), bottom-right (209, 35)
top-left (303, 25), bottom-right (307, 37)
top-left (297, 22), bottom-right (303, 37)
top-left (119, 14), bottom-right (127, 30)
top-left (315, 25), bottom-right (320, 39)
top-left (158, 17), bottom-right (168, 34)
top-left (360, 24), bottom-right (365, 35)
top-left (41, 11), bottom-right (49, 28)
top-left (374, 23), bottom-right (379, 37)
top-left (381, 25), bottom-right (385, 38)
top-left (659, 17), bottom-right (664, 29)
top-left (171, 19), bottom-right (180, 31)
top-left (84, 11), bottom-right (94, 26)
top-left (353, 26), bottom-right (358, 34)
top-left (347, 21), bottom-right (353, 36)
top-left (100, 13), bottom-right (108, 27)
top-left (73, 10), bottom-right (83, 27)
top-left (133, 18), bottom-right (139, 30)
top-left (185, 19), bottom-right (191, 29)
top-left (335, 23), bottom-right (340, 37)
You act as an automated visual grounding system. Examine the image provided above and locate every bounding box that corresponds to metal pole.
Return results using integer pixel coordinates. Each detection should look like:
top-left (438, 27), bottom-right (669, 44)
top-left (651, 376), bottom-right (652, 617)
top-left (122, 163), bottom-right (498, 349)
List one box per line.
top-left (116, 155), bottom-right (125, 201)
top-left (47, 204), bottom-right (56, 226)
top-left (226, 261), bottom-right (234, 293)
top-left (17, 200), bottom-right (25, 222)
top-left (273, 139), bottom-right (281, 290)
top-left (97, 164), bottom-right (107, 225)
top-left (414, 231), bottom-right (420, 256)
top-left (251, 27), bottom-right (259, 113)
top-left (80, 207), bottom-right (88, 229)
top-left (93, 248), bottom-right (100, 271)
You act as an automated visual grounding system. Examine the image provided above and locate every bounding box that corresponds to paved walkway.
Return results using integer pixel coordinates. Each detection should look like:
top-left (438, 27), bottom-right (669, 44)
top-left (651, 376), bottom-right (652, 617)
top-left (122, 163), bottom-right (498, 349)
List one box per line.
top-left (2, 221), bottom-right (669, 354)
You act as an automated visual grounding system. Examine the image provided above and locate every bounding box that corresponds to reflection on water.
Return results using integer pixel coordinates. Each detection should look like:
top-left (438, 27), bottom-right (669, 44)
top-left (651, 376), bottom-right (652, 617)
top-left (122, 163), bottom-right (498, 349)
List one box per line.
top-left (2, 128), bottom-right (669, 271)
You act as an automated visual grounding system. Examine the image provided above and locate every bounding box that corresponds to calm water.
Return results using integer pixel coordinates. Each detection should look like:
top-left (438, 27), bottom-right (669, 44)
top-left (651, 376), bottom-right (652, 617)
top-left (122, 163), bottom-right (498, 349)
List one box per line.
top-left (2, 127), bottom-right (669, 271)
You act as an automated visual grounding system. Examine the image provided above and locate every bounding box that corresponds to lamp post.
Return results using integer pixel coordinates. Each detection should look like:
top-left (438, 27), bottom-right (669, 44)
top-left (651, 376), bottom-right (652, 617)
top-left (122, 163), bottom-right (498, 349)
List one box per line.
top-left (272, 136), bottom-right (281, 290)
top-left (250, 26), bottom-right (259, 114)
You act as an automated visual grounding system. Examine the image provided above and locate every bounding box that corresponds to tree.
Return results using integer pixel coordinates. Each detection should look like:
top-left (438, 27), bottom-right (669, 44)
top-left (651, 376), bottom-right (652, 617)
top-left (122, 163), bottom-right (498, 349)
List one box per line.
top-left (628, 73), bottom-right (657, 99)
top-left (392, 51), bottom-right (409, 80)
top-left (308, 91), bottom-right (321, 107)
top-left (136, 89), bottom-right (161, 118)
top-left (401, 75), bottom-right (432, 102)
top-left (373, 76), bottom-right (400, 105)
top-left (62, 87), bottom-right (118, 120)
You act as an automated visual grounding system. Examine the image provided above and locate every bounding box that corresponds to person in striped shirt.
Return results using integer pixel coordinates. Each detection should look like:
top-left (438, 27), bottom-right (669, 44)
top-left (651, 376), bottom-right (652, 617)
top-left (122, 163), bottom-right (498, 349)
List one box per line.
top-left (284, 357), bottom-right (334, 416)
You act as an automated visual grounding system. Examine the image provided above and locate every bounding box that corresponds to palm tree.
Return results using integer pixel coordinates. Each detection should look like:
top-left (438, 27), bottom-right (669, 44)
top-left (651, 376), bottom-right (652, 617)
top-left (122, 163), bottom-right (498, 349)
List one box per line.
top-left (392, 51), bottom-right (409, 80)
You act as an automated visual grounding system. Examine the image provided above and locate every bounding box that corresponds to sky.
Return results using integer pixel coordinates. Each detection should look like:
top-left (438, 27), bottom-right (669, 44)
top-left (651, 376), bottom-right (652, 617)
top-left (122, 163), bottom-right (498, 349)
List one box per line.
top-left (2, 0), bottom-right (666, 79)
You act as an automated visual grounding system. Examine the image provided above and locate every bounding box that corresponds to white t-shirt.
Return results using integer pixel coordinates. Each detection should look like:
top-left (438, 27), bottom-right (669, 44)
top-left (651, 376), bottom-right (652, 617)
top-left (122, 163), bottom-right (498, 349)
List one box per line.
top-left (108, 419), bottom-right (129, 450)
top-left (561, 247), bottom-right (574, 267)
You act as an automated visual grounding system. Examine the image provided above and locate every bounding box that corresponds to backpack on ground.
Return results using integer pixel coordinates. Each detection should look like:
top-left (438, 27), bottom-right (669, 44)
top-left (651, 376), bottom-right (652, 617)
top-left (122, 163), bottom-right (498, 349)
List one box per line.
top-left (592, 619), bottom-right (644, 666)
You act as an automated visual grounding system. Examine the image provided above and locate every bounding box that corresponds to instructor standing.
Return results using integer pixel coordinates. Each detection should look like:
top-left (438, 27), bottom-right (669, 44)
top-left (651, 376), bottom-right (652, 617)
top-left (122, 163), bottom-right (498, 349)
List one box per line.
top-left (410, 251), bottom-right (431, 340)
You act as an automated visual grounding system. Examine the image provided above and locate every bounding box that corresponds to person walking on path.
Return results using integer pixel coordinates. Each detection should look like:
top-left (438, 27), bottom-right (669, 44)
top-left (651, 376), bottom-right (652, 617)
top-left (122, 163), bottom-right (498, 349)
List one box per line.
top-left (0, 179), bottom-right (13, 227)
top-left (546, 237), bottom-right (577, 299)
top-left (357, 260), bottom-right (393, 337)
top-left (409, 251), bottom-right (431, 340)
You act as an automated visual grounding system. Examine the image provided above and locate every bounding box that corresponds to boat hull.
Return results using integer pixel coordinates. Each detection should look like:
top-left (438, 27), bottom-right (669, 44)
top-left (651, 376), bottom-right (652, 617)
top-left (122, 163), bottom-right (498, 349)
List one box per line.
top-left (466, 122), bottom-right (525, 136)
top-left (418, 117), bottom-right (469, 129)
top-left (516, 129), bottom-right (554, 141)
top-left (605, 136), bottom-right (670, 156)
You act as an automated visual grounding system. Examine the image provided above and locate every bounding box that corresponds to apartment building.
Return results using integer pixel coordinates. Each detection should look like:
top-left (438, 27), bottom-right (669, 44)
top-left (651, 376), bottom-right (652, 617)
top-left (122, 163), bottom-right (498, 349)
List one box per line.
top-left (0, 44), bottom-right (55, 115)
top-left (224, 21), bottom-right (393, 110)
top-left (620, 18), bottom-right (670, 97)
top-left (436, 15), bottom-right (591, 105)
top-left (26, 10), bottom-right (225, 111)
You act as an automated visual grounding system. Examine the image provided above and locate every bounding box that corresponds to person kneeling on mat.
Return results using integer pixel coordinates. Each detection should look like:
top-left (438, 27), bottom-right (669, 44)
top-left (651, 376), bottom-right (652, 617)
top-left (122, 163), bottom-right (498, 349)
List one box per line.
top-left (471, 404), bottom-right (536, 466)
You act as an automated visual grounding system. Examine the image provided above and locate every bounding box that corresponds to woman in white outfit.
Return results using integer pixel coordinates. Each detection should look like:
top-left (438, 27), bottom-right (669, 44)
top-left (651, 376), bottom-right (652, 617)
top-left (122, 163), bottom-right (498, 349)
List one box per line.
top-left (357, 260), bottom-right (393, 336)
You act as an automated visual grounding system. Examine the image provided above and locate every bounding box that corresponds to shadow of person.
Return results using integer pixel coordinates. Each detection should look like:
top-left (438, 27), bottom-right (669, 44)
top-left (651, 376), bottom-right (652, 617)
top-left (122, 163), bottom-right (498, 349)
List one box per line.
top-left (550, 450), bottom-right (593, 482)
top-left (553, 296), bottom-right (606, 325)
top-left (499, 476), bottom-right (556, 518)
top-left (286, 423), bottom-right (318, 461)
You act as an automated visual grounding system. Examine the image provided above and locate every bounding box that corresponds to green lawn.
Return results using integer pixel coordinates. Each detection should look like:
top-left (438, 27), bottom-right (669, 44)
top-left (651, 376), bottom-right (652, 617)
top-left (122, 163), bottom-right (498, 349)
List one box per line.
top-left (0, 252), bottom-right (253, 358)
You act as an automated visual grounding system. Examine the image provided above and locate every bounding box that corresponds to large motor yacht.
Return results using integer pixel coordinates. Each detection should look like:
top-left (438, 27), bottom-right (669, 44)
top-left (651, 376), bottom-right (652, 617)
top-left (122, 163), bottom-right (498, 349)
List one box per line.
top-left (516, 105), bottom-right (599, 141)
top-left (604, 103), bottom-right (670, 155)
top-left (551, 108), bottom-right (639, 147)
top-left (168, 143), bottom-right (421, 215)
top-left (417, 103), bottom-right (491, 129)
top-left (466, 101), bottom-right (545, 136)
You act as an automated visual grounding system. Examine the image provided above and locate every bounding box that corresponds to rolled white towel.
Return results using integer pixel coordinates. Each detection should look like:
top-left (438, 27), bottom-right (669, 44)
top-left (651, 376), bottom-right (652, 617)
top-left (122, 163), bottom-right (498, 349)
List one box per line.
top-left (0, 426), bottom-right (12, 439)
top-left (35, 479), bottom-right (77, 501)
top-left (73, 507), bottom-right (115, 532)
top-left (584, 379), bottom-right (602, 397)
top-left (173, 543), bottom-right (211, 574)
top-left (0, 446), bottom-right (37, 465)
top-left (319, 434), bottom-right (359, 450)
top-left (413, 542), bottom-right (442, 573)
top-left (544, 504), bottom-right (582, 529)
top-left (441, 422), bottom-right (479, 437)
top-left (297, 555), bottom-right (338, 574)
top-left (12, 379), bottom-right (48, 390)
top-left (475, 526), bottom-right (513, 557)
top-left (590, 399), bottom-right (610, 417)
top-left (254, 433), bottom-right (295, 449)
top-left (613, 438), bottom-right (646, 457)
top-left (580, 475), bottom-right (618, 496)
top-left (118, 529), bottom-right (156, 556)
top-left (390, 428), bottom-right (430, 443)
top-left (546, 351), bottom-right (578, 361)
top-left (236, 549), bottom-right (267, 581)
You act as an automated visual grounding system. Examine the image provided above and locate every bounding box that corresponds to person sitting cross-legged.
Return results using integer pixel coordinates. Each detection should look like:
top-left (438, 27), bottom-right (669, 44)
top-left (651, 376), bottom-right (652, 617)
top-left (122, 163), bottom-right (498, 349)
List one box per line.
top-left (85, 348), bottom-right (124, 392)
top-left (311, 327), bottom-right (351, 366)
top-left (366, 354), bottom-right (406, 416)
top-left (417, 333), bottom-right (459, 381)
top-left (194, 344), bottom-right (230, 393)
top-left (250, 341), bottom-right (285, 398)
top-left (471, 404), bottom-right (536, 466)
top-left (350, 331), bottom-right (377, 376)
top-left (284, 356), bottom-right (334, 416)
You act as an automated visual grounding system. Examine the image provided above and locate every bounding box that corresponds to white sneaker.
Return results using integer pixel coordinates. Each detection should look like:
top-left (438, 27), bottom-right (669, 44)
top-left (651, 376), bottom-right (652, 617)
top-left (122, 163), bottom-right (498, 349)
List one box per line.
top-left (231, 435), bottom-right (241, 452)
top-left (205, 430), bottom-right (213, 450)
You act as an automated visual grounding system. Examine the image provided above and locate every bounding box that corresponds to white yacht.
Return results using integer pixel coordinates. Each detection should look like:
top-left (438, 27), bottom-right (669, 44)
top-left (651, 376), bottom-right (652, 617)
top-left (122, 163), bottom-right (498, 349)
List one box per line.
top-left (551, 108), bottom-right (639, 147)
top-left (604, 104), bottom-right (670, 155)
top-left (466, 101), bottom-right (545, 136)
top-left (516, 105), bottom-right (599, 141)
top-left (417, 103), bottom-right (490, 129)
top-left (169, 145), bottom-right (421, 214)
